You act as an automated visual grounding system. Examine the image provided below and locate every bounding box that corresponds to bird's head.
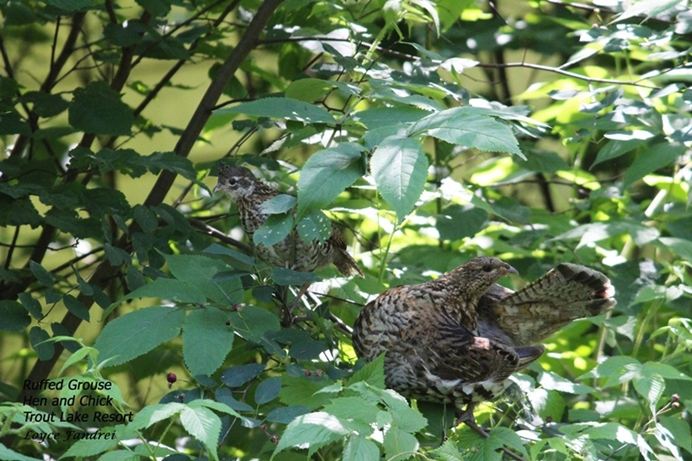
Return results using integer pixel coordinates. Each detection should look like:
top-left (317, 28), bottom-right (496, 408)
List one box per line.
top-left (452, 256), bottom-right (518, 295)
top-left (214, 164), bottom-right (258, 200)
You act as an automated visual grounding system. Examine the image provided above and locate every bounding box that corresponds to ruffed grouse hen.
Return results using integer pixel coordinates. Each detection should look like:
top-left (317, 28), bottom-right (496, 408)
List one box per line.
top-left (214, 164), bottom-right (363, 277)
top-left (352, 256), bottom-right (615, 425)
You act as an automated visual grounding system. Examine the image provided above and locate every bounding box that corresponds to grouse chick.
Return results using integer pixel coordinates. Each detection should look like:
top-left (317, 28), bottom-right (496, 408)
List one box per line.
top-left (214, 164), bottom-right (363, 277)
top-left (352, 257), bottom-right (614, 417)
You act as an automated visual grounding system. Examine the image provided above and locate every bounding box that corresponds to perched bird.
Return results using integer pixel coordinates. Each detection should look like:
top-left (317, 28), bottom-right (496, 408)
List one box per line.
top-left (214, 164), bottom-right (363, 277)
top-left (352, 256), bottom-right (614, 426)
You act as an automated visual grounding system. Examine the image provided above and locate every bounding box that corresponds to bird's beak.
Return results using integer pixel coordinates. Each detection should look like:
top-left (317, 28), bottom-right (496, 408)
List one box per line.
top-left (506, 265), bottom-right (518, 275)
top-left (213, 183), bottom-right (221, 193)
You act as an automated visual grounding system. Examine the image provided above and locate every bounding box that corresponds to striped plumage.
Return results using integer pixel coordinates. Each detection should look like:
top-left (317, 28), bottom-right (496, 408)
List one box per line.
top-left (214, 164), bottom-right (363, 277)
top-left (352, 257), bottom-right (615, 419)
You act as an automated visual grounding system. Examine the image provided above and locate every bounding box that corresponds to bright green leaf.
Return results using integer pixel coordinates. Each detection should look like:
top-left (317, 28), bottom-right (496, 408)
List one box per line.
top-left (217, 97), bottom-right (334, 124)
top-left (227, 305), bottom-right (280, 344)
top-left (253, 212), bottom-right (293, 247)
top-left (296, 143), bottom-right (365, 219)
top-left (348, 354), bottom-right (386, 389)
top-left (259, 194), bottom-right (295, 214)
top-left (274, 412), bottom-right (349, 455)
top-left (95, 307), bottom-right (185, 367)
top-left (182, 307), bottom-right (234, 377)
top-left (623, 142), bottom-right (684, 186)
top-left (165, 254), bottom-right (244, 305)
top-left (408, 107), bottom-right (524, 158)
top-left (343, 434), bottom-right (380, 461)
top-left (296, 210), bottom-right (332, 244)
top-left (370, 135), bottom-right (427, 222)
top-left (179, 406), bottom-right (221, 461)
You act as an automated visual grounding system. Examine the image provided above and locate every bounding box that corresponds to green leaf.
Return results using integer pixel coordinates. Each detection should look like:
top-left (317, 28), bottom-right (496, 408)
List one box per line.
top-left (106, 278), bottom-right (207, 314)
top-left (658, 416), bottom-right (692, 455)
top-left (370, 135), bottom-right (428, 222)
top-left (296, 143), bottom-right (365, 219)
top-left (221, 363), bottom-right (265, 387)
top-left (29, 260), bottom-right (54, 286)
top-left (643, 362), bottom-right (692, 380)
top-left (348, 354), bottom-right (386, 389)
top-left (136, 0), bottom-right (171, 16)
top-left (179, 405), bottom-right (221, 461)
top-left (182, 307), bottom-right (234, 377)
top-left (29, 327), bottom-right (53, 361)
top-left (255, 377), bottom-right (281, 404)
top-left (623, 142), bottom-right (684, 186)
top-left (63, 294), bottom-right (90, 322)
top-left (253, 212), bottom-right (293, 247)
top-left (93, 450), bottom-right (139, 461)
top-left (323, 397), bottom-right (378, 424)
top-left (383, 426), bottom-right (419, 460)
top-left (215, 388), bottom-right (254, 412)
top-left (227, 305), bottom-right (281, 344)
top-left (516, 149), bottom-right (569, 173)
top-left (42, 0), bottom-right (95, 11)
top-left (274, 412), bottom-right (349, 456)
top-left (613, 0), bottom-right (685, 23)
top-left (144, 151), bottom-right (198, 181)
top-left (580, 356), bottom-right (640, 380)
top-left (436, 204), bottom-right (488, 241)
top-left (296, 209), bottom-right (332, 244)
top-left (191, 399), bottom-right (243, 419)
top-left (95, 306), bottom-right (186, 367)
top-left (165, 254), bottom-right (244, 305)
top-left (289, 340), bottom-right (327, 359)
top-left (217, 97), bottom-right (335, 124)
top-left (343, 434), bottom-right (380, 461)
top-left (633, 372), bottom-right (665, 407)
top-left (18, 293), bottom-right (43, 319)
top-left (259, 194), bottom-right (296, 214)
top-left (204, 243), bottom-right (256, 267)
top-left (0, 196), bottom-right (41, 227)
top-left (408, 107), bottom-right (524, 158)
top-left (133, 205), bottom-right (158, 233)
top-left (538, 371), bottom-right (594, 395)
top-left (265, 405), bottom-right (311, 424)
top-left (354, 107), bottom-right (429, 129)
top-left (279, 375), bottom-right (335, 409)
top-left (69, 81), bottom-right (133, 136)
top-left (530, 388), bottom-right (565, 422)
top-left (657, 237), bottom-right (692, 261)
top-left (21, 91), bottom-right (69, 117)
top-left (0, 300), bottom-right (31, 331)
top-left (380, 390), bottom-right (428, 433)
top-left (130, 402), bottom-right (186, 430)
top-left (591, 137), bottom-right (646, 168)
top-left (270, 268), bottom-right (321, 286)
top-left (285, 78), bottom-right (353, 102)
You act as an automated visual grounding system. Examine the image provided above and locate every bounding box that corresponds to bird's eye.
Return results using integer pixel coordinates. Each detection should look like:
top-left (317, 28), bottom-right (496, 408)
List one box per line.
top-left (228, 178), bottom-right (237, 186)
top-left (482, 264), bottom-right (493, 272)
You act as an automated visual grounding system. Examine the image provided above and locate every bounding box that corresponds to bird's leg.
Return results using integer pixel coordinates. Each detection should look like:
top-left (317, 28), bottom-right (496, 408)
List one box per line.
top-left (455, 403), bottom-right (489, 438)
top-left (456, 404), bottom-right (528, 461)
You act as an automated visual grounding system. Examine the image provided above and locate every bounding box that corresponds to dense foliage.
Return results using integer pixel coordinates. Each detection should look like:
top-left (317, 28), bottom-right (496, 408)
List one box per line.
top-left (1, 0), bottom-right (691, 459)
